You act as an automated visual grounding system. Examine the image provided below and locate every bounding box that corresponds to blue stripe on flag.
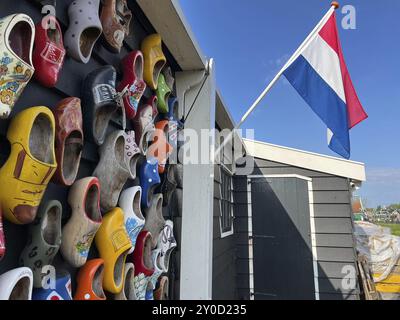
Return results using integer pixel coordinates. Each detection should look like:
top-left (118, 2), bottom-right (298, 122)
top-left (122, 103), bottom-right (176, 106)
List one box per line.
top-left (283, 55), bottom-right (350, 159)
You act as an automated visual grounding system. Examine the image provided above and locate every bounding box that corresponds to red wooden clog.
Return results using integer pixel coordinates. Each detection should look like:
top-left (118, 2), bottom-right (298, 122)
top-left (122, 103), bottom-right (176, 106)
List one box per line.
top-left (32, 15), bottom-right (65, 88)
top-left (117, 51), bottom-right (146, 119)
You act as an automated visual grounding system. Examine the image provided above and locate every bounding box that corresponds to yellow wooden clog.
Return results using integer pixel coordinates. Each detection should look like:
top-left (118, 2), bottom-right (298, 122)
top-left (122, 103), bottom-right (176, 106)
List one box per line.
top-left (141, 34), bottom-right (166, 90)
top-left (95, 207), bottom-right (132, 294)
top-left (0, 106), bottom-right (57, 224)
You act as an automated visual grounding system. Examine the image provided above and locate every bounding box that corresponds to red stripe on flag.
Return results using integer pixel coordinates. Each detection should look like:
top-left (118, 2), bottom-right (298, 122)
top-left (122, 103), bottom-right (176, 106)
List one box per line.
top-left (318, 12), bottom-right (368, 129)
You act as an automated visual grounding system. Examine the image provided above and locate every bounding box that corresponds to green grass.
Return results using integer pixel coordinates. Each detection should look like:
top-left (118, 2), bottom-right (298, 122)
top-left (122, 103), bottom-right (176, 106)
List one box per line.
top-left (377, 223), bottom-right (400, 236)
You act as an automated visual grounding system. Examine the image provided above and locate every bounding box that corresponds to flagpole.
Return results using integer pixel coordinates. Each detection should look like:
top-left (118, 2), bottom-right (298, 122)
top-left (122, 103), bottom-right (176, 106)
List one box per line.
top-left (214, 2), bottom-right (340, 160)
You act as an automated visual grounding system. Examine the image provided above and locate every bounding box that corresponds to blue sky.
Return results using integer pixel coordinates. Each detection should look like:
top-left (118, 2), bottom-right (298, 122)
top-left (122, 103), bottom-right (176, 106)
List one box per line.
top-left (179, 0), bottom-right (400, 208)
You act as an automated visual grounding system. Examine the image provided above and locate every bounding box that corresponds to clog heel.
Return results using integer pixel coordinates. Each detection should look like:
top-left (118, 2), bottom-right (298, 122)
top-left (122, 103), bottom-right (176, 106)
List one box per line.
top-left (141, 34), bottom-right (166, 90)
top-left (95, 208), bottom-right (132, 294)
top-left (0, 267), bottom-right (33, 300)
top-left (61, 177), bottom-right (102, 268)
top-left (0, 14), bottom-right (35, 118)
top-left (74, 259), bottom-right (106, 300)
top-left (0, 106), bottom-right (56, 224)
top-left (52, 97), bottom-right (83, 186)
top-left (19, 200), bottom-right (62, 288)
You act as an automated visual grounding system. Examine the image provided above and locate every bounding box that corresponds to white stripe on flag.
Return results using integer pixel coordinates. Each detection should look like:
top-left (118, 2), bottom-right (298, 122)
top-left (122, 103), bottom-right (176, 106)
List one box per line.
top-left (327, 128), bottom-right (334, 145)
top-left (301, 35), bottom-right (346, 103)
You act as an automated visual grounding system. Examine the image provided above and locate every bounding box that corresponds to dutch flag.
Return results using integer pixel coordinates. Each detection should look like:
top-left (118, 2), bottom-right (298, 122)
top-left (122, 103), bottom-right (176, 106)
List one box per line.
top-left (283, 11), bottom-right (368, 159)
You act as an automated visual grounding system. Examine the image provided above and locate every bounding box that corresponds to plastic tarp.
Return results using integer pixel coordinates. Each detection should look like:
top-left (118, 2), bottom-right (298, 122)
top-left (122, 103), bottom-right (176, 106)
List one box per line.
top-left (354, 221), bottom-right (400, 282)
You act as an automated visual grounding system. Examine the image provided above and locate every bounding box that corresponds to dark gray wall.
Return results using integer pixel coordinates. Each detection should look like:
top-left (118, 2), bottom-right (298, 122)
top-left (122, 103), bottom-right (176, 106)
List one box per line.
top-left (212, 163), bottom-right (238, 300)
top-left (234, 157), bottom-right (360, 300)
top-left (0, 0), bottom-right (181, 298)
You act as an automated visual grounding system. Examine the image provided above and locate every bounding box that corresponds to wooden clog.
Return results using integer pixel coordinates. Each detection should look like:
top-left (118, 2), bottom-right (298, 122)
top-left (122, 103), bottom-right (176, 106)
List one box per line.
top-left (147, 120), bottom-right (173, 174)
top-left (141, 34), bottom-right (166, 90)
top-left (0, 267), bottom-right (33, 300)
top-left (101, 0), bottom-right (132, 53)
top-left (156, 74), bottom-right (171, 114)
top-left (64, 0), bottom-right (103, 63)
top-left (74, 259), bottom-right (106, 300)
top-left (95, 207), bottom-right (132, 294)
top-left (154, 276), bottom-right (169, 300)
top-left (157, 220), bottom-right (177, 272)
top-left (61, 177), bottom-right (102, 268)
top-left (0, 14), bottom-right (35, 118)
top-left (32, 15), bottom-right (65, 87)
top-left (118, 186), bottom-right (145, 254)
top-left (143, 194), bottom-right (166, 249)
top-left (31, 271), bottom-right (72, 300)
top-left (139, 157), bottom-right (161, 209)
top-left (0, 106), bottom-right (56, 224)
top-left (113, 262), bottom-right (136, 300)
top-left (52, 97), bottom-right (83, 186)
top-left (19, 200), bottom-right (62, 288)
top-left (130, 230), bottom-right (154, 300)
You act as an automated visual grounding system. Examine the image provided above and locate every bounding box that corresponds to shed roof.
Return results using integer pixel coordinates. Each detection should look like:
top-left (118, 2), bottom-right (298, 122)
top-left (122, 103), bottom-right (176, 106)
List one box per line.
top-left (244, 139), bottom-right (366, 182)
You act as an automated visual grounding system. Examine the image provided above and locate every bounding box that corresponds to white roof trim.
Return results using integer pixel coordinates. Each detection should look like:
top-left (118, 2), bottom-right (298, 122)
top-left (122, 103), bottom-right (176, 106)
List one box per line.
top-left (136, 0), bottom-right (206, 70)
top-left (244, 139), bottom-right (366, 182)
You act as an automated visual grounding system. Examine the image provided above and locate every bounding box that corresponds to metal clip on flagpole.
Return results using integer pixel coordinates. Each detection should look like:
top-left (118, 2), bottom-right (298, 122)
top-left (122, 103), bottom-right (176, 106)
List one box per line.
top-left (214, 2), bottom-right (340, 161)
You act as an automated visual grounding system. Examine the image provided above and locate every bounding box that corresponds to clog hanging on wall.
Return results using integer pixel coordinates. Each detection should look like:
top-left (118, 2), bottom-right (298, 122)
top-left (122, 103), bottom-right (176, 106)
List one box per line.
top-left (148, 249), bottom-right (164, 292)
top-left (0, 207), bottom-right (5, 260)
top-left (74, 259), bottom-right (106, 300)
top-left (95, 207), bottom-right (132, 294)
top-left (61, 177), bottom-right (102, 268)
top-left (131, 230), bottom-right (154, 300)
top-left (82, 65), bottom-right (122, 145)
top-left (32, 271), bottom-right (72, 300)
top-left (0, 14), bottom-right (35, 119)
top-left (132, 95), bottom-right (158, 155)
top-left (118, 186), bottom-right (145, 254)
top-left (19, 200), bottom-right (62, 288)
top-left (143, 194), bottom-right (166, 249)
top-left (159, 163), bottom-right (183, 207)
top-left (93, 130), bottom-right (134, 212)
top-left (101, 0), bottom-right (132, 53)
top-left (113, 262), bottom-right (136, 300)
top-left (123, 130), bottom-right (141, 180)
top-left (141, 34), bottom-right (166, 90)
top-left (162, 66), bottom-right (175, 91)
top-left (33, 15), bottom-right (65, 88)
top-left (117, 50), bottom-right (146, 119)
top-left (0, 107), bottom-right (57, 225)
top-left (52, 97), bottom-right (83, 186)
top-left (157, 220), bottom-right (177, 272)
top-left (166, 97), bottom-right (183, 149)
top-left (139, 157), bottom-right (161, 209)
top-left (154, 276), bottom-right (169, 300)
top-left (147, 120), bottom-right (173, 174)
top-left (64, 0), bottom-right (103, 64)
top-left (156, 74), bottom-right (171, 114)
top-left (0, 267), bottom-right (33, 300)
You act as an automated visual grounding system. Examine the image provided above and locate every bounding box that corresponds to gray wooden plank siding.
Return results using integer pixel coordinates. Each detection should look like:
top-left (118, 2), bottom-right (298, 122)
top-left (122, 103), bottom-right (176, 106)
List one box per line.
top-left (233, 157), bottom-right (359, 300)
top-left (212, 164), bottom-right (238, 299)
